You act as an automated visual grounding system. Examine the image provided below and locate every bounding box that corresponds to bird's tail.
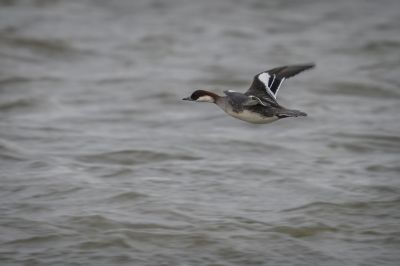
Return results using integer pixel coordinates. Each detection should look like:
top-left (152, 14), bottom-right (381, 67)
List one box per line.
top-left (277, 109), bottom-right (307, 118)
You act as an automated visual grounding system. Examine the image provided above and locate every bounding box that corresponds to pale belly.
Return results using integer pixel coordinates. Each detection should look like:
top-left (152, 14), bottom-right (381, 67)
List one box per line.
top-left (226, 109), bottom-right (279, 124)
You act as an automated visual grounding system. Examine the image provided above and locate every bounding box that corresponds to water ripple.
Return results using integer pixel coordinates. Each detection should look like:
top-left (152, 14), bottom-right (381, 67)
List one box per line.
top-left (0, 33), bottom-right (85, 59)
top-left (271, 224), bottom-right (338, 238)
top-left (106, 191), bottom-right (148, 203)
top-left (0, 139), bottom-right (28, 161)
top-left (77, 149), bottom-right (201, 166)
top-left (323, 81), bottom-right (400, 99)
top-left (328, 133), bottom-right (400, 153)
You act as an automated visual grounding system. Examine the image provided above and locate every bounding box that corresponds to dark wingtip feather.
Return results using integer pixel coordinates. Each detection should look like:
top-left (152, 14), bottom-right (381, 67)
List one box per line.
top-left (303, 63), bottom-right (315, 68)
top-left (299, 63), bottom-right (316, 71)
top-left (275, 63), bottom-right (316, 79)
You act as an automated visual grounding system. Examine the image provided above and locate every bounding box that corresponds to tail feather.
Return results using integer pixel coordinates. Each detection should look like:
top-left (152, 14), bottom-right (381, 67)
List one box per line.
top-left (277, 109), bottom-right (307, 118)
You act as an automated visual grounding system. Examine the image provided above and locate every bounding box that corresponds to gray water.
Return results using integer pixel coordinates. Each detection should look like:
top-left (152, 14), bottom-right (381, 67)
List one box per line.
top-left (1, 0), bottom-right (400, 265)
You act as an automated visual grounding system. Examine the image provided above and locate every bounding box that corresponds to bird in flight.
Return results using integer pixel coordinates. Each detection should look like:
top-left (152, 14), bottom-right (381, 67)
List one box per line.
top-left (183, 64), bottom-right (315, 124)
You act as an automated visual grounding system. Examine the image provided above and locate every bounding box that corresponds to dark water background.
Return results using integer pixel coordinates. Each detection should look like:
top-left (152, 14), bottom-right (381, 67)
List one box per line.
top-left (1, 0), bottom-right (400, 265)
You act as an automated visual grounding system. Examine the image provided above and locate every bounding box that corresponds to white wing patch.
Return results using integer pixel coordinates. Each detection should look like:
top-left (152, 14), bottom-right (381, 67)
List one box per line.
top-left (258, 72), bottom-right (270, 87)
top-left (258, 73), bottom-right (276, 99)
top-left (257, 73), bottom-right (285, 99)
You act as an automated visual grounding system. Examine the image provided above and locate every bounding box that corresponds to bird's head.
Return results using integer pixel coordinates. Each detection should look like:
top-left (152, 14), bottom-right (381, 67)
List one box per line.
top-left (182, 90), bottom-right (219, 103)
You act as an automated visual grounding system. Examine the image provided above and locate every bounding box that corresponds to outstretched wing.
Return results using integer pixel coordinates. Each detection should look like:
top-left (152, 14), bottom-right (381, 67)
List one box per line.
top-left (244, 64), bottom-right (315, 100)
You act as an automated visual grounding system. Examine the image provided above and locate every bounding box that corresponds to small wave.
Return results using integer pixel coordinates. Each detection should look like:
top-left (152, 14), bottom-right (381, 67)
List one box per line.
top-left (77, 149), bottom-right (200, 166)
top-left (365, 164), bottom-right (400, 174)
top-left (328, 132), bottom-right (400, 153)
top-left (106, 191), bottom-right (147, 203)
top-left (0, 139), bottom-right (28, 161)
top-left (0, 76), bottom-right (61, 87)
top-left (76, 237), bottom-right (132, 249)
top-left (65, 214), bottom-right (191, 236)
top-left (353, 185), bottom-right (400, 196)
top-left (0, 76), bottom-right (32, 87)
top-left (334, 132), bottom-right (400, 143)
top-left (0, 34), bottom-right (79, 58)
top-left (323, 81), bottom-right (400, 99)
top-left (4, 234), bottom-right (62, 245)
top-left (100, 168), bottom-right (134, 178)
top-left (271, 224), bottom-right (338, 238)
top-left (283, 198), bottom-right (400, 215)
top-left (361, 40), bottom-right (400, 54)
top-left (335, 40), bottom-right (400, 57)
top-left (0, 97), bottom-right (41, 112)
top-left (66, 214), bottom-right (121, 231)
top-left (0, 31), bottom-right (94, 63)
top-left (222, 139), bottom-right (297, 153)
top-left (222, 28), bottom-right (257, 39)
top-left (0, 0), bottom-right (62, 7)
top-left (94, 76), bottom-right (140, 85)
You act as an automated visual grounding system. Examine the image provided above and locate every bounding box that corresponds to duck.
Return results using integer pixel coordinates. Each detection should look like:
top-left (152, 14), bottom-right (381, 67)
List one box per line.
top-left (183, 64), bottom-right (314, 124)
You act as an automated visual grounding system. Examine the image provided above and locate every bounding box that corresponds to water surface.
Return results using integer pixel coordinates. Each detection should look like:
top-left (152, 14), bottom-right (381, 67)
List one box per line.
top-left (1, 0), bottom-right (400, 265)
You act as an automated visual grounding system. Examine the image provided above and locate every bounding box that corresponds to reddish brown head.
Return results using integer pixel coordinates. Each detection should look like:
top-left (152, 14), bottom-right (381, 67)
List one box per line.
top-left (182, 90), bottom-right (220, 103)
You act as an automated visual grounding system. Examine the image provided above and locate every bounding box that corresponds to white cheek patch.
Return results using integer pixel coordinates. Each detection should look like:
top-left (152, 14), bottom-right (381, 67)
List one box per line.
top-left (197, 95), bottom-right (214, 102)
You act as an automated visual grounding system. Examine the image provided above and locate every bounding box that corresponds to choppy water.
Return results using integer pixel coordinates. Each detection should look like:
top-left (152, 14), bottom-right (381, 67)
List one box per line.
top-left (1, 0), bottom-right (400, 265)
